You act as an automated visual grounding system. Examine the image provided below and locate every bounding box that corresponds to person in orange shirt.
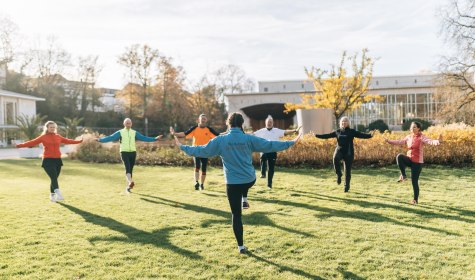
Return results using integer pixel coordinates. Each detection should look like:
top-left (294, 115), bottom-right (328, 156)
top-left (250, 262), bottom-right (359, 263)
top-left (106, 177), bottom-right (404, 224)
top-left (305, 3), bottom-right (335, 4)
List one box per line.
top-left (170, 114), bottom-right (219, 190)
top-left (16, 121), bottom-right (83, 202)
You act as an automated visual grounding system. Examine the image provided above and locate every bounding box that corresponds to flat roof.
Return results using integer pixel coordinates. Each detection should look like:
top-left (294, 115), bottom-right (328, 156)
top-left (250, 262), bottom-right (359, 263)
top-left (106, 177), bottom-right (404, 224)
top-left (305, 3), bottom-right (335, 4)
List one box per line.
top-left (0, 89), bottom-right (45, 101)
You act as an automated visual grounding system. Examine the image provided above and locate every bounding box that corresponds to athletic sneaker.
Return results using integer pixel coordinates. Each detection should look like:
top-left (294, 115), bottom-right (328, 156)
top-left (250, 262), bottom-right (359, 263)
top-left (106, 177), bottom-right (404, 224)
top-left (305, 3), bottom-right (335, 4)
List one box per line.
top-left (194, 182), bottom-right (200, 190)
top-left (54, 189), bottom-right (64, 201)
top-left (50, 193), bottom-right (57, 202)
top-left (242, 201), bottom-right (250, 209)
top-left (128, 181), bottom-right (135, 189)
top-left (344, 186), bottom-right (350, 193)
top-left (337, 174), bottom-right (342, 185)
top-left (267, 184), bottom-right (272, 189)
top-left (260, 174), bottom-right (266, 178)
top-left (239, 246), bottom-right (248, 254)
top-left (410, 199), bottom-right (418, 205)
top-left (397, 175), bottom-right (407, 183)
top-left (125, 187), bottom-right (132, 194)
top-left (200, 184), bottom-right (204, 190)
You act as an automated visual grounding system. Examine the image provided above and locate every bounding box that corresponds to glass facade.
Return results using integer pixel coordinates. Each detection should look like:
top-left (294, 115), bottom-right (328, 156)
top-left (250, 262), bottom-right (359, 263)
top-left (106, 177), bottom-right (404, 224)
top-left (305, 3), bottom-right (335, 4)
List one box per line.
top-left (349, 92), bottom-right (441, 128)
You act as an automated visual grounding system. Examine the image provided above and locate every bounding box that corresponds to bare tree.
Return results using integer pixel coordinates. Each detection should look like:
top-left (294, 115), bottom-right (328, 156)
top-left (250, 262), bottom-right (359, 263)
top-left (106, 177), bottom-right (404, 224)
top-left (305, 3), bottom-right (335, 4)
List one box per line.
top-left (212, 64), bottom-right (255, 103)
top-left (439, 0), bottom-right (475, 123)
top-left (0, 17), bottom-right (19, 66)
top-left (76, 55), bottom-right (103, 114)
top-left (118, 44), bottom-right (159, 135)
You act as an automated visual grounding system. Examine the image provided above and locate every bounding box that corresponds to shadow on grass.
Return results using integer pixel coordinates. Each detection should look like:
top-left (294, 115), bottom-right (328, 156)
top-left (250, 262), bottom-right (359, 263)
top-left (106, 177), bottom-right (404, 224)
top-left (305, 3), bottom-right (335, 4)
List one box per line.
top-left (137, 193), bottom-right (313, 238)
top-left (293, 190), bottom-right (475, 224)
top-left (58, 203), bottom-right (202, 260)
top-left (252, 196), bottom-right (459, 236)
top-left (247, 251), bottom-right (326, 280)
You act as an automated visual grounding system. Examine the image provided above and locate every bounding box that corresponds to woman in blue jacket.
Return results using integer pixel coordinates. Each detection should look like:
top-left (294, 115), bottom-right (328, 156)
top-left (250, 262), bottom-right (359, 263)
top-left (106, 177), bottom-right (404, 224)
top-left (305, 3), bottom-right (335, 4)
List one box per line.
top-left (175, 112), bottom-right (301, 254)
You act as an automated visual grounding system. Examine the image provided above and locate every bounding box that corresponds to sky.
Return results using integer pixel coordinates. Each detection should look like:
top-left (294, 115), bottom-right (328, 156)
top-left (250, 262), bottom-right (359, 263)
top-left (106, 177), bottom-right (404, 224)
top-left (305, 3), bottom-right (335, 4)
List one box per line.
top-left (2, 0), bottom-right (451, 90)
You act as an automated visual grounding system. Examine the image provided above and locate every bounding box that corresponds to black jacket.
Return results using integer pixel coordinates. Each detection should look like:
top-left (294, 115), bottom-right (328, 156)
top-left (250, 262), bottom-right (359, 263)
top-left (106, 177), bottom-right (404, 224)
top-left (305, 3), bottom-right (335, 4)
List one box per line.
top-left (315, 128), bottom-right (372, 156)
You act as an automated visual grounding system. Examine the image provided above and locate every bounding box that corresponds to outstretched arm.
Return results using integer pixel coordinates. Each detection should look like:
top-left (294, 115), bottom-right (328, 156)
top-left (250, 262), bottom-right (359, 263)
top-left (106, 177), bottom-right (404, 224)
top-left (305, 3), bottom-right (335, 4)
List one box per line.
top-left (59, 135), bottom-right (83, 144)
top-left (97, 131), bottom-right (120, 143)
top-left (249, 134), bottom-right (295, 153)
top-left (385, 137), bottom-right (407, 145)
top-left (170, 127), bottom-right (186, 138)
top-left (16, 135), bottom-right (44, 148)
top-left (354, 130), bottom-right (373, 139)
top-left (421, 134), bottom-right (442, 146)
top-left (284, 126), bottom-right (302, 135)
top-left (315, 131), bottom-right (337, 139)
top-left (175, 136), bottom-right (221, 158)
top-left (135, 131), bottom-right (159, 142)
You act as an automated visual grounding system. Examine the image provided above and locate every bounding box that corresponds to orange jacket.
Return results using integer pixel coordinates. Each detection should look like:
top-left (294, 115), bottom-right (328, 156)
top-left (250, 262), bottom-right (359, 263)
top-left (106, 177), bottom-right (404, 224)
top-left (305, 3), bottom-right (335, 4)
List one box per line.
top-left (16, 133), bottom-right (82, 158)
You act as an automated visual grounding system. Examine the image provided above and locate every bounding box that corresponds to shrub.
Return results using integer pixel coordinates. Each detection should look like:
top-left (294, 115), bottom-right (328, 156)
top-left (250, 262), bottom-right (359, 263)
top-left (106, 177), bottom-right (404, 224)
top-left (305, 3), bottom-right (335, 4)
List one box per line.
top-left (402, 118), bottom-right (432, 131)
top-left (356, 124), bottom-right (366, 132)
top-left (367, 119), bottom-right (389, 133)
top-left (72, 125), bottom-right (475, 167)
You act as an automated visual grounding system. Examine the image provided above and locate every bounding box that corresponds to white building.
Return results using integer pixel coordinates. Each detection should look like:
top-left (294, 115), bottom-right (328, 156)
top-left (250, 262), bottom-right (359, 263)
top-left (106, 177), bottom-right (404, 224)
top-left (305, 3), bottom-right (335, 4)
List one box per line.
top-left (226, 73), bottom-right (443, 131)
top-left (0, 89), bottom-right (45, 146)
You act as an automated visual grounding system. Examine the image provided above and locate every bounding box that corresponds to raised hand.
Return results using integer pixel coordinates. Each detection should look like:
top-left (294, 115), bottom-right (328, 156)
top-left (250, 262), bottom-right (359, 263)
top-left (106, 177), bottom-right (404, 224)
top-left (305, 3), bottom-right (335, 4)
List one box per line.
top-left (169, 126), bottom-right (175, 135)
top-left (292, 133), bottom-right (302, 143)
top-left (174, 135), bottom-right (182, 147)
top-left (155, 135), bottom-right (163, 141)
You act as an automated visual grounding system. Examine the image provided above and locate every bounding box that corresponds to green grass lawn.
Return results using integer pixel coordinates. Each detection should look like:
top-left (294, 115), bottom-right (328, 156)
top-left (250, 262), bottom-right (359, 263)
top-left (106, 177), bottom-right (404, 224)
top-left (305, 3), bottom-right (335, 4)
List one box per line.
top-left (0, 159), bottom-right (474, 279)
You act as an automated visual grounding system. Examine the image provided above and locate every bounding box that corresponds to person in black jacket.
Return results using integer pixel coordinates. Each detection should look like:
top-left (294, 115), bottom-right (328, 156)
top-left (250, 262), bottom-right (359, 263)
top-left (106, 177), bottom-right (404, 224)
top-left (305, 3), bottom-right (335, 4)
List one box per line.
top-left (316, 116), bottom-right (373, 192)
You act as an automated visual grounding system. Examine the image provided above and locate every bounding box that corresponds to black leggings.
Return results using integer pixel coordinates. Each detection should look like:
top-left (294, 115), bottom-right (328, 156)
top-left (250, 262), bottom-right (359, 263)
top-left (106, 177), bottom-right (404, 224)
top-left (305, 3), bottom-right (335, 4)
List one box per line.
top-left (260, 152), bottom-right (277, 185)
top-left (194, 157), bottom-right (208, 174)
top-left (121, 152), bottom-right (137, 175)
top-left (333, 150), bottom-right (354, 191)
top-left (226, 180), bottom-right (256, 246)
top-left (42, 158), bottom-right (63, 193)
top-left (396, 154), bottom-right (422, 202)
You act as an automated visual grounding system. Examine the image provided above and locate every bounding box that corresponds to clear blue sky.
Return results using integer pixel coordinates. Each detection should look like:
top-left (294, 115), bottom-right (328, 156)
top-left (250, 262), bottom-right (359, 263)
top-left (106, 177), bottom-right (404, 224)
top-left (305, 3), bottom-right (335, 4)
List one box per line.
top-left (2, 0), bottom-right (450, 89)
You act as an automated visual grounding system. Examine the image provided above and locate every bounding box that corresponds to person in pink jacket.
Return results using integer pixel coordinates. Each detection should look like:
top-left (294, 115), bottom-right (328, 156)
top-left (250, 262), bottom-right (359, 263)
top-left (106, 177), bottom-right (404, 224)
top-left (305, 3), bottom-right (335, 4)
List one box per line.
top-left (384, 121), bottom-right (443, 205)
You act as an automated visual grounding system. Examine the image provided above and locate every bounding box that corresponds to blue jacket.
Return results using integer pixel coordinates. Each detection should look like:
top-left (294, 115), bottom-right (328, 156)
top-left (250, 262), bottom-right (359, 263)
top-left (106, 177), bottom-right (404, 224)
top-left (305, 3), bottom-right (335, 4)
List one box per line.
top-left (99, 130), bottom-right (157, 143)
top-left (180, 127), bottom-right (295, 184)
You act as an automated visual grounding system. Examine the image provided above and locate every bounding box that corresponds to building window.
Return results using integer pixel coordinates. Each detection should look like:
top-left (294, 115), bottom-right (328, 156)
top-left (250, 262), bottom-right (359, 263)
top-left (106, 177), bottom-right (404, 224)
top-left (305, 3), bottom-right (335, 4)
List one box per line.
top-left (395, 80), bottom-right (398, 85)
top-left (375, 81), bottom-right (379, 86)
top-left (283, 84), bottom-right (286, 90)
top-left (5, 102), bottom-right (16, 125)
top-left (414, 79), bottom-right (417, 84)
top-left (264, 87), bottom-right (268, 92)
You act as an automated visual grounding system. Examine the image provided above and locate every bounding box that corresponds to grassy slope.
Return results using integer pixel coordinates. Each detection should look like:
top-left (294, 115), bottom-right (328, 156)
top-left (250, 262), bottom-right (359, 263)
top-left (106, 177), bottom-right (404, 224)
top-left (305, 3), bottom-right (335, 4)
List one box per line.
top-left (0, 159), bottom-right (474, 279)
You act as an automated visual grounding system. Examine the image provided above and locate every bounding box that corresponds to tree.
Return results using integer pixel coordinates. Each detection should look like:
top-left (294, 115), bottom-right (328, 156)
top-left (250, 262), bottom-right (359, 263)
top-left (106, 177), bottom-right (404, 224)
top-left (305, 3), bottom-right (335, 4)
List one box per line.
top-left (0, 17), bottom-right (19, 66)
top-left (284, 49), bottom-right (380, 128)
top-left (367, 119), bottom-right (389, 132)
top-left (189, 76), bottom-right (227, 130)
top-left (16, 114), bottom-right (47, 140)
top-left (438, 0), bottom-right (475, 123)
top-left (59, 117), bottom-right (84, 138)
top-left (402, 118), bottom-right (432, 131)
top-left (211, 64), bottom-right (255, 103)
top-left (75, 55), bottom-right (103, 115)
top-left (118, 44), bottom-right (159, 135)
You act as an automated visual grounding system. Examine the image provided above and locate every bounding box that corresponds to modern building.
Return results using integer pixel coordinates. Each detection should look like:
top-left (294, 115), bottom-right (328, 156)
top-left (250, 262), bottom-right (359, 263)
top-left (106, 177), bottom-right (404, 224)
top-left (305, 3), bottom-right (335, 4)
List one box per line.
top-left (226, 73), bottom-right (444, 131)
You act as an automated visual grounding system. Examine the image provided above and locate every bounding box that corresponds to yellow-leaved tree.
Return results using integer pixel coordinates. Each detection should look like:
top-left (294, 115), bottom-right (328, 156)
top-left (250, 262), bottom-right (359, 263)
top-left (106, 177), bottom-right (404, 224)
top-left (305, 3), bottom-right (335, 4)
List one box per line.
top-left (285, 49), bottom-right (381, 128)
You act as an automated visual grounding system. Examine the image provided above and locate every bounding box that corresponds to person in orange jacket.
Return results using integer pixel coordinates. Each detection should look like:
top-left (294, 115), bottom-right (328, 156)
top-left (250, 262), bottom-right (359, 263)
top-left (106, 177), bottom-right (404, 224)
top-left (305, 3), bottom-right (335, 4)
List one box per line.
top-left (16, 120), bottom-right (83, 202)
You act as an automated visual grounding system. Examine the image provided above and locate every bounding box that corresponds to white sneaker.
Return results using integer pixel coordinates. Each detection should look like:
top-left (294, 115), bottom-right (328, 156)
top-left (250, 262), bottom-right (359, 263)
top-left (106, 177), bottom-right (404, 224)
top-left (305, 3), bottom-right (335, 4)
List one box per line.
top-left (54, 189), bottom-right (64, 201)
top-left (125, 187), bottom-right (131, 194)
top-left (50, 193), bottom-right (57, 202)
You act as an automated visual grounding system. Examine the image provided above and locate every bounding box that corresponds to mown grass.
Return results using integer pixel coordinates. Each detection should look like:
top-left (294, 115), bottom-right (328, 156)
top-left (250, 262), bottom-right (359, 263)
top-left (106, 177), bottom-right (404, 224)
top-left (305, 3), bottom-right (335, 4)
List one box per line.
top-left (0, 159), bottom-right (474, 279)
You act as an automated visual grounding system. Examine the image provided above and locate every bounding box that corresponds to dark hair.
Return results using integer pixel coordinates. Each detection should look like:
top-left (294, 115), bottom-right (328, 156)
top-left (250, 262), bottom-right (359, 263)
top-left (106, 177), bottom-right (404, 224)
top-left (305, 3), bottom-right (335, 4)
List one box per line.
top-left (411, 121), bottom-right (422, 130)
top-left (226, 112), bottom-right (244, 132)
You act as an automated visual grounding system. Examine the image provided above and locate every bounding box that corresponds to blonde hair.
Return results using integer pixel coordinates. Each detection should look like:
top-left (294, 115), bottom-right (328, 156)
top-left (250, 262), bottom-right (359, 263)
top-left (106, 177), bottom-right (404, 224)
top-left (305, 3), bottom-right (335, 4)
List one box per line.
top-left (339, 116), bottom-right (350, 128)
top-left (42, 121), bottom-right (57, 135)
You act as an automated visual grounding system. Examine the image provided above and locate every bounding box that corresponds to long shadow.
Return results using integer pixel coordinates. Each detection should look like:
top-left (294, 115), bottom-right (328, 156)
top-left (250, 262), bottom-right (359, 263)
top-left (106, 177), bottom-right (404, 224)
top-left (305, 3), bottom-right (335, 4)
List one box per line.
top-left (336, 267), bottom-right (366, 280)
top-left (59, 203), bottom-right (202, 259)
top-left (137, 194), bottom-right (313, 237)
top-left (251, 197), bottom-right (459, 236)
top-left (293, 191), bottom-right (475, 224)
top-left (247, 251), bottom-right (326, 280)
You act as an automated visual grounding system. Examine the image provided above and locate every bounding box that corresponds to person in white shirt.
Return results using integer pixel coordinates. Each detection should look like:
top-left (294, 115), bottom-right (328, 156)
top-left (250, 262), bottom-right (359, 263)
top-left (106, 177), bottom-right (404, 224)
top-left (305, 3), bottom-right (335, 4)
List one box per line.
top-left (253, 115), bottom-right (301, 189)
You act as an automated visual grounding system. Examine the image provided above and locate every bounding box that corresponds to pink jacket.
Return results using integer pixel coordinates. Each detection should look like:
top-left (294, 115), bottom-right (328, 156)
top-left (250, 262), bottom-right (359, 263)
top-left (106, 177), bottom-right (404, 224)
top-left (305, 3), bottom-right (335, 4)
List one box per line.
top-left (387, 133), bottom-right (440, 163)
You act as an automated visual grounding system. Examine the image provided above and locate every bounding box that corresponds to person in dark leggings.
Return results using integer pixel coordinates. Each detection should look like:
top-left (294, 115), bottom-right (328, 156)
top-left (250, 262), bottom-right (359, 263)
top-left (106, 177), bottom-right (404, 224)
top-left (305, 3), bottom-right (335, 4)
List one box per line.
top-left (16, 121), bottom-right (83, 202)
top-left (97, 118), bottom-right (162, 193)
top-left (174, 112), bottom-right (300, 254)
top-left (170, 114), bottom-right (219, 190)
top-left (385, 121), bottom-right (443, 204)
top-left (315, 116), bottom-right (373, 192)
top-left (253, 115), bottom-right (301, 189)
